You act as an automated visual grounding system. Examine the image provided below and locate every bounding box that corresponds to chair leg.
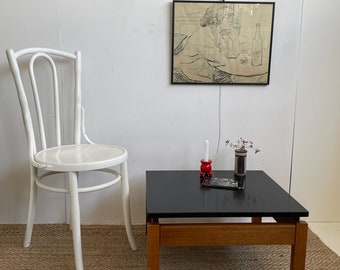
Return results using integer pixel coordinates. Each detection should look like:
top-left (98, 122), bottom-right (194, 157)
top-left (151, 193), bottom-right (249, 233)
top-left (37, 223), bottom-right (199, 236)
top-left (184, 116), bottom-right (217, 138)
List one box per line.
top-left (120, 161), bottom-right (137, 250)
top-left (68, 172), bottom-right (84, 270)
top-left (24, 166), bottom-right (38, 247)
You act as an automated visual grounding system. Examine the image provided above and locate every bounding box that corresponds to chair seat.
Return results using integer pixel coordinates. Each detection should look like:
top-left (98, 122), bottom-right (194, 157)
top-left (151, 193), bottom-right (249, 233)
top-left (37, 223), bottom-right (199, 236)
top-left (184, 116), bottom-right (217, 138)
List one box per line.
top-left (34, 144), bottom-right (127, 172)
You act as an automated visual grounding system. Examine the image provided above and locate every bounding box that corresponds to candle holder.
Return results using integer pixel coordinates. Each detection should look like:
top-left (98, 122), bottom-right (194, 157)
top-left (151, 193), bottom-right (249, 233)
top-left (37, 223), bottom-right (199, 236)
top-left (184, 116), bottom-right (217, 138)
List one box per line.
top-left (200, 159), bottom-right (212, 177)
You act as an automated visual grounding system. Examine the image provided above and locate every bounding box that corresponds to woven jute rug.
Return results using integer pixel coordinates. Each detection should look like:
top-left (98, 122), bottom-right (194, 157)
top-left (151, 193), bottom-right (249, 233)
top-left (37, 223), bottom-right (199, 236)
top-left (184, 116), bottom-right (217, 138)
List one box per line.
top-left (0, 224), bottom-right (339, 269)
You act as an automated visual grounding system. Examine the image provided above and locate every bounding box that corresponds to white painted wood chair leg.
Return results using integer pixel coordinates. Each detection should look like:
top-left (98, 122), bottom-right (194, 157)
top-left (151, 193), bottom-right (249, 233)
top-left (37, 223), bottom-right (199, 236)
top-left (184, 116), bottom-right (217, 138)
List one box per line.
top-left (68, 172), bottom-right (84, 270)
top-left (120, 161), bottom-right (137, 250)
top-left (66, 179), bottom-right (72, 231)
top-left (24, 166), bottom-right (38, 247)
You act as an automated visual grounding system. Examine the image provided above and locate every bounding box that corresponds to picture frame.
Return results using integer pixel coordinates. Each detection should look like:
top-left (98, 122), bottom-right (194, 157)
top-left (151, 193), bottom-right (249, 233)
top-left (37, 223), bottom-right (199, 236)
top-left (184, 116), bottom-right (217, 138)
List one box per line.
top-left (171, 1), bottom-right (275, 85)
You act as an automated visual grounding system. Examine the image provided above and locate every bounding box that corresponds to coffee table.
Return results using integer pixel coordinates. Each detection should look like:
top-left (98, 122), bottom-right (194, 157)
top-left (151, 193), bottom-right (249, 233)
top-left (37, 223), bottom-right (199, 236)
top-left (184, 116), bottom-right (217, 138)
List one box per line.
top-left (146, 170), bottom-right (309, 269)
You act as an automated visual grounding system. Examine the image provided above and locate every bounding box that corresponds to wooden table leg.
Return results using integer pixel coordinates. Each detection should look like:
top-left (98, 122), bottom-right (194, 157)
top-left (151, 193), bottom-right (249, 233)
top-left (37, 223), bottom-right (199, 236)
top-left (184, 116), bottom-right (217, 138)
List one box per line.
top-left (291, 221), bottom-right (308, 270)
top-left (147, 220), bottom-right (160, 270)
top-left (252, 217), bottom-right (262, 223)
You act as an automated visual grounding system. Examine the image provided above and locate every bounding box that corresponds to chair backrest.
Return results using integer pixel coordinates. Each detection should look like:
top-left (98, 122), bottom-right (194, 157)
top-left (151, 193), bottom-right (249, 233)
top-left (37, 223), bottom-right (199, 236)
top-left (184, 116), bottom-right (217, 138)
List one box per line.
top-left (6, 48), bottom-right (82, 159)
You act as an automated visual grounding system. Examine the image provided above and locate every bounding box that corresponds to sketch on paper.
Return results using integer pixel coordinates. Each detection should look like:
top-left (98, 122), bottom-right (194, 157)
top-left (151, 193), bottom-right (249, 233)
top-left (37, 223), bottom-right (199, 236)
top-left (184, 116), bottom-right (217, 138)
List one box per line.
top-left (171, 1), bottom-right (275, 85)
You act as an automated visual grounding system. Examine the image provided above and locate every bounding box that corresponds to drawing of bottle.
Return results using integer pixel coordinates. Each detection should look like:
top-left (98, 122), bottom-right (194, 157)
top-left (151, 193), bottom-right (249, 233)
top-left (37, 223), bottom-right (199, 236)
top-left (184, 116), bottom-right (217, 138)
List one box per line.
top-left (227, 11), bottom-right (241, 58)
top-left (251, 23), bottom-right (263, 66)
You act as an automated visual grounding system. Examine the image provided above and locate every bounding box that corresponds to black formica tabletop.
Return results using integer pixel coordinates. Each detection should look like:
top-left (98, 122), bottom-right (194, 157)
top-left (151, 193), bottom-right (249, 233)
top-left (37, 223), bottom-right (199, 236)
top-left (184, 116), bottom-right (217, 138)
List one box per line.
top-left (146, 170), bottom-right (309, 219)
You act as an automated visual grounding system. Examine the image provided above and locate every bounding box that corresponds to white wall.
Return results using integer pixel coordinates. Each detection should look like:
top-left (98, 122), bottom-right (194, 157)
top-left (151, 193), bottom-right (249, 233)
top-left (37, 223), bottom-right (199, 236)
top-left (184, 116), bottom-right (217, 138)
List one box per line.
top-left (290, 0), bottom-right (340, 221)
top-left (0, 0), bottom-right (338, 224)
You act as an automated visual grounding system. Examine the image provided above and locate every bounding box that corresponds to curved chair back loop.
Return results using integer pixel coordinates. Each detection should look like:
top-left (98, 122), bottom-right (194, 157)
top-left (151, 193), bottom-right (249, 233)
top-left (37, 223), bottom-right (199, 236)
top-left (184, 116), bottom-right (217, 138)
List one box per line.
top-left (29, 53), bottom-right (61, 149)
top-left (6, 48), bottom-right (82, 158)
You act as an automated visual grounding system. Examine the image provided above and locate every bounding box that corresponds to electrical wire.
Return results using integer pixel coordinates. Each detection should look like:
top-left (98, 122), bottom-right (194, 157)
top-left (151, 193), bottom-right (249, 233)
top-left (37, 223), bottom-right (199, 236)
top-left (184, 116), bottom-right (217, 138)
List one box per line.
top-left (216, 85), bottom-right (222, 153)
top-left (289, 0), bottom-right (305, 194)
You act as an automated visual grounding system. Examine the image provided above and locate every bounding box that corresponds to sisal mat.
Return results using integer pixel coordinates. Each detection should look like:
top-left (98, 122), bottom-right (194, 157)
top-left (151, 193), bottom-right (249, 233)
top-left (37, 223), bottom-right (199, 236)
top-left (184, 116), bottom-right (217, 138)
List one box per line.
top-left (0, 225), bottom-right (339, 269)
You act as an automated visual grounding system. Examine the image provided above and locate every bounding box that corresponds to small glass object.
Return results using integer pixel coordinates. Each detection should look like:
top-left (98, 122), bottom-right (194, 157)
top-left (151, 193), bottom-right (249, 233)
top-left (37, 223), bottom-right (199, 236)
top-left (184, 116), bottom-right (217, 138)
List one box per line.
top-left (239, 50), bottom-right (249, 65)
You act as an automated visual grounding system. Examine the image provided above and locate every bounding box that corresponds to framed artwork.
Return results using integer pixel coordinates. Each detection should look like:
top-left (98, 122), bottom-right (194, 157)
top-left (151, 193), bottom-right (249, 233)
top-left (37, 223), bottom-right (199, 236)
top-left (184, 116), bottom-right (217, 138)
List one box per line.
top-left (171, 1), bottom-right (275, 85)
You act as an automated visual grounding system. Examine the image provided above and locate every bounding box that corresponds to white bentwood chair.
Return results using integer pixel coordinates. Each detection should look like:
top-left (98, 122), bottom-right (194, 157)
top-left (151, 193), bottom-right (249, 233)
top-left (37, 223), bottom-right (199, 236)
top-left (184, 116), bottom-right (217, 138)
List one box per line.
top-left (6, 48), bottom-right (137, 270)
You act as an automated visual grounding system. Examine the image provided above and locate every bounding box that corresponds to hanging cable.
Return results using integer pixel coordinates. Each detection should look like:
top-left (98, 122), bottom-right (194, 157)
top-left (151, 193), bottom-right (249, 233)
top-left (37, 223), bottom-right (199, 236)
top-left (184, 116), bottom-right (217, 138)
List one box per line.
top-left (216, 85), bottom-right (222, 153)
top-left (216, 0), bottom-right (225, 153)
top-left (289, 0), bottom-right (305, 194)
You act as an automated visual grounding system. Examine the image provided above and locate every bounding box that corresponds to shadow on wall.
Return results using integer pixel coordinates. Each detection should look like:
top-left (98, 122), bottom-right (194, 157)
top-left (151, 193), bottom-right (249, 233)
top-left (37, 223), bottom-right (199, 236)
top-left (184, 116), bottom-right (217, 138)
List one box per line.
top-left (0, 164), bottom-right (29, 223)
top-left (0, 60), bottom-right (32, 223)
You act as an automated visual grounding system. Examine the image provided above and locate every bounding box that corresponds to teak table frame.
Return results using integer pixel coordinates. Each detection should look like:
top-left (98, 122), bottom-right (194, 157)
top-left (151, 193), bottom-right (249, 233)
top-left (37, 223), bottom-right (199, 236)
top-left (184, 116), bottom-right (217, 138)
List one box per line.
top-left (147, 216), bottom-right (308, 270)
top-left (146, 170), bottom-right (308, 270)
